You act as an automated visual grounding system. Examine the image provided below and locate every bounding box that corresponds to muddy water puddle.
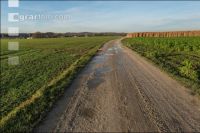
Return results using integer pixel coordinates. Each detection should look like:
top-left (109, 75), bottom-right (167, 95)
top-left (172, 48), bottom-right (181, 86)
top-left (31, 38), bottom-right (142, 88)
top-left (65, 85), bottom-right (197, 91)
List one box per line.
top-left (86, 46), bottom-right (115, 89)
top-left (87, 77), bottom-right (104, 89)
top-left (87, 66), bottom-right (112, 89)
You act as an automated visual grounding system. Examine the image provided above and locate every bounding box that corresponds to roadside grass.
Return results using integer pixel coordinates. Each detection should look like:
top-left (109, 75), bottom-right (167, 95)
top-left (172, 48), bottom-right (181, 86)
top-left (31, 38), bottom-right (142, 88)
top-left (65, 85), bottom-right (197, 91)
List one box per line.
top-left (122, 37), bottom-right (200, 95)
top-left (0, 36), bottom-right (118, 132)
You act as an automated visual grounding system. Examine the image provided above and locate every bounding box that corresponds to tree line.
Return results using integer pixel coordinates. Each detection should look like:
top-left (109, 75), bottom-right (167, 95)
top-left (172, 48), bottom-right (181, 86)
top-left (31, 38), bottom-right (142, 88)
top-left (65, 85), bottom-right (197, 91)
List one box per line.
top-left (0, 32), bottom-right (126, 39)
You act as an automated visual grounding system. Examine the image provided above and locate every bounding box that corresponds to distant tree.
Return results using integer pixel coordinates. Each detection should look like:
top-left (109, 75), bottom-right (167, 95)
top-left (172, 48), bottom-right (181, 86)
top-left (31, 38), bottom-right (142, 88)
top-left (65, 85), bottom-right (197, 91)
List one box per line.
top-left (32, 32), bottom-right (43, 38)
top-left (45, 32), bottom-right (55, 38)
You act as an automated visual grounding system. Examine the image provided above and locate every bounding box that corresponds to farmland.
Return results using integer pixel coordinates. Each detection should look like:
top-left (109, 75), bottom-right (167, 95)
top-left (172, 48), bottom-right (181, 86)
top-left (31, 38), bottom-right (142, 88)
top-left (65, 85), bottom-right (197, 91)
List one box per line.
top-left (122, 37), bottom-right (200, 95)
top-left (0, 36), bottom-right (117, 132)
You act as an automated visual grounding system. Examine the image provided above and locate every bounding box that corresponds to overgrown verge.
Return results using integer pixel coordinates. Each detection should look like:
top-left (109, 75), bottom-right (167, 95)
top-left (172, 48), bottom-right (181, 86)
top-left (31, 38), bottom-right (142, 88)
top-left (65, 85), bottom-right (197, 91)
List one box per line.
top-left (0, 44), bottom-right (103, 132)
top-left (122, 37), bottom-right (200, 96)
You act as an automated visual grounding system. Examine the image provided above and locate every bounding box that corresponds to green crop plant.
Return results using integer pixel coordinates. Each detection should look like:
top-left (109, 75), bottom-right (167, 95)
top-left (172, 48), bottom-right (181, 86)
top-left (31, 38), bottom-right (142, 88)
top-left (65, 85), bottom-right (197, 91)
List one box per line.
top-left (122, 37), bottom-right (200, 95)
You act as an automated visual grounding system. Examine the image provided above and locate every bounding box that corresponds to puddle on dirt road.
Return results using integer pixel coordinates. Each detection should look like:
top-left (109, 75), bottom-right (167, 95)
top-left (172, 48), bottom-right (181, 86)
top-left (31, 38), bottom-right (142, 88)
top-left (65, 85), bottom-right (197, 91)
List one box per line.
top-left (95, 66), bottom-right (112, 76)
top-left (86, 46), bottom-right (116, 89)
top-left (87, 66), bottom-right (112, 89)
top-left (87, 77), bottom-right (104, 89)
top-left (92, 54), bottom-right (107, 64)
top-left (82, 45), bottom-right (121, 76)
top-left (93, 44), bottom-right (122, 65)
top-left (81, 53), bottom-right (108, 76)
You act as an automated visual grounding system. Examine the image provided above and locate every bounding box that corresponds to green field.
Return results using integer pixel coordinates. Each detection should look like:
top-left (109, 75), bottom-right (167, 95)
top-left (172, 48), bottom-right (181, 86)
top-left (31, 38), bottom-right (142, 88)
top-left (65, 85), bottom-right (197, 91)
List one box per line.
top-left (122, 37), bottom-right (200, 95)
top-left (0, 36), bottom-right (117, 132)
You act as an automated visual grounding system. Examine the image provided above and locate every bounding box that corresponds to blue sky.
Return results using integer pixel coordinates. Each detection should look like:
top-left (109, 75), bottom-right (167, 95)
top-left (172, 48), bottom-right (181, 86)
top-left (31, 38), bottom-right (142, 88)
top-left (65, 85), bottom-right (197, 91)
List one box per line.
top-left (1, 1), bottom-right (200, 33)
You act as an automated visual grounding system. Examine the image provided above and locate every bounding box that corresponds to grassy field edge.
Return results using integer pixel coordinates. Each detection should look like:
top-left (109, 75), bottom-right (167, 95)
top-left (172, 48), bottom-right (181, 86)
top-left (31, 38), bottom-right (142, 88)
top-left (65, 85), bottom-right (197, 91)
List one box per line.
top-left (0, 42), bottom-right (106, 132)
top-left (122, 39), bottom-right (200, 96)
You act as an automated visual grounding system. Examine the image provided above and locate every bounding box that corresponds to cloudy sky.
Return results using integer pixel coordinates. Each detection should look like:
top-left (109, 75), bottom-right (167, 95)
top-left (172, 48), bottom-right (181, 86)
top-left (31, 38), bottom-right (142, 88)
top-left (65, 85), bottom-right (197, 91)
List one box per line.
top-left (1, 1), bottom-right (200, 33)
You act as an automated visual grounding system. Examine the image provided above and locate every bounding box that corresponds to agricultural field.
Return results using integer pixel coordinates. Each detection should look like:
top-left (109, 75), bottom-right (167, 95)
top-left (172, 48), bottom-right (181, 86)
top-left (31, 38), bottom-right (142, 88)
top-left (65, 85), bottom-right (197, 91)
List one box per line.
top-left (0, 36), bottom-right (117, 132)
top-left (122, 37), bottom-right (200, 95)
